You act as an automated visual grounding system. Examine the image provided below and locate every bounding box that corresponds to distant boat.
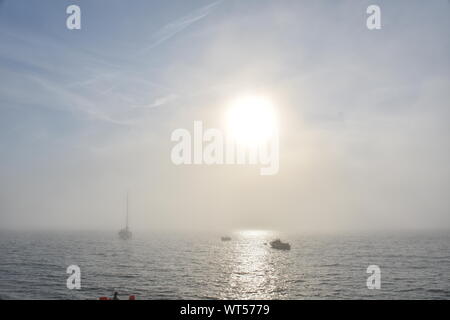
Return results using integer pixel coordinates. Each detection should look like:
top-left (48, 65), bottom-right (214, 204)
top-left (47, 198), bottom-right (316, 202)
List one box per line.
top-left (119, 193), bottom-right (132, 240)
top-left (269, 239), bottom-right (290, 250)
top-left (221, 236), bottom-right (232, 241)
top-left (99, 295), bottom-right (136, 300)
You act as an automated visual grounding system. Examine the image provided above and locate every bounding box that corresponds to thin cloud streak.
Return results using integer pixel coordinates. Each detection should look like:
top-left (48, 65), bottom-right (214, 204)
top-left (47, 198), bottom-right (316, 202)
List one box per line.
top-left (59, 1), bottom-right (223, 112)
top-left (137, 0), bottom-right (223, 56)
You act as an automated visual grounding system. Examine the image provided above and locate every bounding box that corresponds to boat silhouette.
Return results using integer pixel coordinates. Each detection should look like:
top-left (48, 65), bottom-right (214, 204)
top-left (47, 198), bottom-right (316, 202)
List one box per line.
top-left (269, 239), bottom-right (290, 250)
top-left (119, 193), bottom-right (132, 240)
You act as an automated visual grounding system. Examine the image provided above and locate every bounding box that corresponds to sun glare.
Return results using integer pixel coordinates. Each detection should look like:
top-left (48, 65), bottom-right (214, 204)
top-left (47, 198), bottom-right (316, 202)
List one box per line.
top-left (226, 95), bottom-right (278, 146)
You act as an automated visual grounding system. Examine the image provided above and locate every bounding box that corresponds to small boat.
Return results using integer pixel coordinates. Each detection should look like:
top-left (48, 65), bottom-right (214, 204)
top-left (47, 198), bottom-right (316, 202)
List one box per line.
top-left (221, 236), bottom-right (232, 241)
top-left (119, 227), bottom-right (132, 240)
top-left (269, 239), bottom-right (291, 250)
top-left (119, 193), bottom-right (132, 240)
top-left (99, 295), bottom-right (136, 300)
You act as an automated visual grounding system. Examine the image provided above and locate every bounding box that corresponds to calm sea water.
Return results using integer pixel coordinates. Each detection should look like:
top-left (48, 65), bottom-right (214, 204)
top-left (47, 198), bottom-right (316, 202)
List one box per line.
top-left (0, 230), bottom-right (449, 300)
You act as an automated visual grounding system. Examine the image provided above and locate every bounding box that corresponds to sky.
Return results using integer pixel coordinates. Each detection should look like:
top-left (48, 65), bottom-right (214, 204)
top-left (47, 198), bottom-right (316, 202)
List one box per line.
top-left (0, 0), bottom-right (449, 233)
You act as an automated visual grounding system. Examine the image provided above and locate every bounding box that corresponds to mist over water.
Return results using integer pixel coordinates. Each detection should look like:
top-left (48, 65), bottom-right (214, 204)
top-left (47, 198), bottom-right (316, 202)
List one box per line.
top-left (0, 0), bottom-right (449, 301)
top-left (1, 0), bottom-right (449, 234)
top-left (0, 230), bottom-right (449, 300)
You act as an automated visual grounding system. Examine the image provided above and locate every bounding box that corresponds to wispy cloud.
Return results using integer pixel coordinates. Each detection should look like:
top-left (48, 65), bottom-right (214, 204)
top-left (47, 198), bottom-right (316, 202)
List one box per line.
top-left (133, 93), bottom-right (179, 109)
top-left (137, 0), bottom-right (223, 55)
top-left (27, 74), bottom-right (134, 126)
top-left (59, 1), bottom-right (223, 113)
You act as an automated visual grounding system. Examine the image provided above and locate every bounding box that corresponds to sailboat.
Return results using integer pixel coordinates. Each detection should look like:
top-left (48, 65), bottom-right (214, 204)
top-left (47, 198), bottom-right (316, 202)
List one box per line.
top-left (118, 193), bottom-right (132, 240)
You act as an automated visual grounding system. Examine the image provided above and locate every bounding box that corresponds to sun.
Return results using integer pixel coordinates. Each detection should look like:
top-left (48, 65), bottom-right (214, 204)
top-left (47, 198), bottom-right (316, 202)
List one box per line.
top-left (226, 95), bottom-right (278, 146)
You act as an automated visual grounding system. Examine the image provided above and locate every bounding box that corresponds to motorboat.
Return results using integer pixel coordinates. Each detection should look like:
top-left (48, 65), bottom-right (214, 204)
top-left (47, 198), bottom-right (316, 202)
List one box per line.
top-left (269, 239), bottom-right (290, 250)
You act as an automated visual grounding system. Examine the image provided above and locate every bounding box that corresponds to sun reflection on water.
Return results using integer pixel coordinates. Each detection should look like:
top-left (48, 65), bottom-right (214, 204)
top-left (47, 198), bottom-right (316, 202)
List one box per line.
top-left (220, 230), bottom-right (289, 299)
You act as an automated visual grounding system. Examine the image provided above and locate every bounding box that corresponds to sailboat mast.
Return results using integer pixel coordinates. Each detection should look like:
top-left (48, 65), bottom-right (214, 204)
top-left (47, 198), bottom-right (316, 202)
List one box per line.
top-left (126, 192), bottom-right (129, 230)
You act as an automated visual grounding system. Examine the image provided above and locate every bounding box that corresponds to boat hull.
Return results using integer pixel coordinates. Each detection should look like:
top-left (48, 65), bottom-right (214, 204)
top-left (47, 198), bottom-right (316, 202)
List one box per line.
top-left (269, 240), bottom-right (291, 250)
top-left (119, 229), bottom-right (132, 240)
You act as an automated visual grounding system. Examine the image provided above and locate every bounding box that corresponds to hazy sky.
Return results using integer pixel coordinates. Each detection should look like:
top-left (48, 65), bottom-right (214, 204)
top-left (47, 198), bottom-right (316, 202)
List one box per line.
top-left (0, 0), bottom-right (449, 232)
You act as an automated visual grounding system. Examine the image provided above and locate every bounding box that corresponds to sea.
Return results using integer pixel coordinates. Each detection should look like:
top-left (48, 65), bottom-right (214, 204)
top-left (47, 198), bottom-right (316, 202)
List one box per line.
top-left (0, 230), bottom-right (449, 300)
